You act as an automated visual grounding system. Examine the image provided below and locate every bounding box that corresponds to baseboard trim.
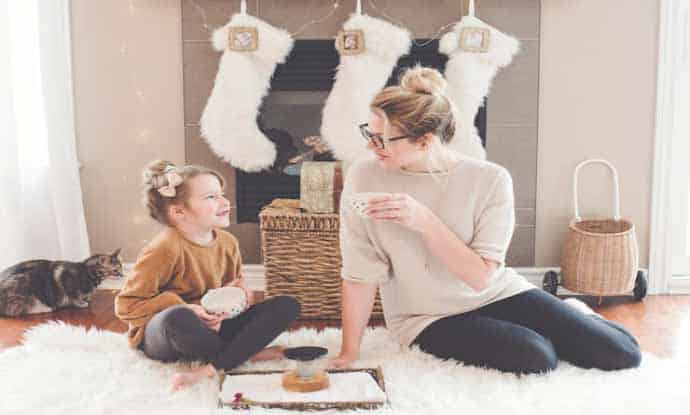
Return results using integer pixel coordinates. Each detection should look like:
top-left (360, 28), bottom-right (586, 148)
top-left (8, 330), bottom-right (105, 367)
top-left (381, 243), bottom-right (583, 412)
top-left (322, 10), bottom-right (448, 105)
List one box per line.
top-left (669, 277), bottom-right (690, 294)
top-left (515, 267), bottom-right (582, 296)
top-left (99, 263), bottom-right (266, 291)
top-left (104, 265), bottom-right (663, 296)
top-left (243, 264), bottom-right (266, 291)
top-left (517, 267), bottom-right (661, 296)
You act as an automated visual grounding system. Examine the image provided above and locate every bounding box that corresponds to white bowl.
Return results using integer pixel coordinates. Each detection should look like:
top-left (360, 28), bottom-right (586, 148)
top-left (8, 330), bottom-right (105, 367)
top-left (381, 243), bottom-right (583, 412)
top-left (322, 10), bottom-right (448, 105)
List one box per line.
top-left (201, 286), bottom-right (248, 318)
top-left (344, 192), bottom-right (393, 218)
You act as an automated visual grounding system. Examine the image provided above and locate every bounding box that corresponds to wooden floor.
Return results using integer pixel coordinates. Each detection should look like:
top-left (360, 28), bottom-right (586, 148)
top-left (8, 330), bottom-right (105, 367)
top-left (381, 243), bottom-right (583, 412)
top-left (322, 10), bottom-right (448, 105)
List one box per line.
top-left (1, 290), bottom-right (689, 360)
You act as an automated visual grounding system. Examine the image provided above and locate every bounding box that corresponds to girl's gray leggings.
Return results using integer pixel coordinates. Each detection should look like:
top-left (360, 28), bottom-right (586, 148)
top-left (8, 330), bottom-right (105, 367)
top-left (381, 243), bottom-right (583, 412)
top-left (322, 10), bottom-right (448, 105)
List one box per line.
top-left (141, 295), bottom-right (300, 370)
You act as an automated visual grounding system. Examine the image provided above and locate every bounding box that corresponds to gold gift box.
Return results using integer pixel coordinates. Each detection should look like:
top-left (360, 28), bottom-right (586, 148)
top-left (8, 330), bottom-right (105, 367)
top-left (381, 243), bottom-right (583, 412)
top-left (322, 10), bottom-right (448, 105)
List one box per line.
top-left (299, 161), bottom-right (343, 214)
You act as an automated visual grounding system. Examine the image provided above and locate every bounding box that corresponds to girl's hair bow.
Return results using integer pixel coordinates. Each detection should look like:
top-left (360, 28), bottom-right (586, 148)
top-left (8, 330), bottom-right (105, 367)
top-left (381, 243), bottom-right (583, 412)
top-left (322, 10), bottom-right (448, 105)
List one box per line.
top-left (157, 166), bottom-right (183, 197)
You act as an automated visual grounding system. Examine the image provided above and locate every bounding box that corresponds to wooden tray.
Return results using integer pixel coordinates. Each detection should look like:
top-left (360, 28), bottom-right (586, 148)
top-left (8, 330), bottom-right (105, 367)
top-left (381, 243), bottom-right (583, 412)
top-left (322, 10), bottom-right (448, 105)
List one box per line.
top-left (218, 366), bottom-right (387, 411)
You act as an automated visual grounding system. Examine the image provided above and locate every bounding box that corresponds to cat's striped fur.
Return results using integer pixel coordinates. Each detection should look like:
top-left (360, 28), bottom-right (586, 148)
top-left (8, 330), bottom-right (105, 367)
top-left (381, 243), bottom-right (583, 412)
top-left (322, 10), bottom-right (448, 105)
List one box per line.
top-left (0, 250), bottom-right (123, 317)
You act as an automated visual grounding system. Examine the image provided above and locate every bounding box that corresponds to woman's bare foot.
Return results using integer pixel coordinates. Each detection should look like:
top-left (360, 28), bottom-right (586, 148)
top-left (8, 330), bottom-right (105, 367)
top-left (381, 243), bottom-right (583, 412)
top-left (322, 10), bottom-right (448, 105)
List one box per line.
top-left (249, 346), bottom-right (285, 362)
top-left (171, 364), bottom-right (216, 392)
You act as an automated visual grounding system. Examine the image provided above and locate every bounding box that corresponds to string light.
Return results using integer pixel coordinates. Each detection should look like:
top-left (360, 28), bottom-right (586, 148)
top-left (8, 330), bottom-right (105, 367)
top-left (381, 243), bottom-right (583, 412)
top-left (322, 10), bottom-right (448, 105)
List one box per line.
top-left (190, 0), bottom-right (341, 38)
top-left (191, 0), bottom-right (210, 35)
top-left (137, 129), bottom-right (152, 142)
top-left (120, 0), bottom-right (148, 151)
top-left (366, 0), bottom-right (461, 47)
top-left (118, 39), bottom-right (145, 101)
top-left (290, 1), bottom-right (341, 37)
top-left (189, 0), bottom-right (459, 44)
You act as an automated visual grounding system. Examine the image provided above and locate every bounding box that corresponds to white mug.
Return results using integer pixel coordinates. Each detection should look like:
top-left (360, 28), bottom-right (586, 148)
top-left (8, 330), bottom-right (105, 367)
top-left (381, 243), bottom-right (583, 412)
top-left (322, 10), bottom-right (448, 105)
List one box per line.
top-left (344, 192), bottom-right (392, 218)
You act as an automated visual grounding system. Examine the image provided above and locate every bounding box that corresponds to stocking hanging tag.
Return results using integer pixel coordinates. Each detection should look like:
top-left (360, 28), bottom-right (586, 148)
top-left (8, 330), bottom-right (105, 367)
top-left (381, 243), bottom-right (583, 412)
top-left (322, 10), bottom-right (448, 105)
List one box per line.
top-left (336, 1), bottom-right (365, 55)
top-left (228, 1), bottom-right (258, 52)
top-left (336, 29), bottom-right (365, 55)
top-left (458, 0), bottom-right (490, 53)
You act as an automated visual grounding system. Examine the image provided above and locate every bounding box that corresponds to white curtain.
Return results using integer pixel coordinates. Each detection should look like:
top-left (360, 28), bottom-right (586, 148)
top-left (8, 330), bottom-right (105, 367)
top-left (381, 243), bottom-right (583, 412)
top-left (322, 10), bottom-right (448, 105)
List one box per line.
top-left (0, 0), bottom-right (89, 269)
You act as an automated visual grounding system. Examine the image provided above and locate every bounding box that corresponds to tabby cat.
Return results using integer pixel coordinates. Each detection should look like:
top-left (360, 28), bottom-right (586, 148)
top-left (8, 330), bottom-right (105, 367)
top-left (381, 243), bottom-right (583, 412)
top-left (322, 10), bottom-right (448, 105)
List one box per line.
top-left (0, 249), bottom-right (123, 317)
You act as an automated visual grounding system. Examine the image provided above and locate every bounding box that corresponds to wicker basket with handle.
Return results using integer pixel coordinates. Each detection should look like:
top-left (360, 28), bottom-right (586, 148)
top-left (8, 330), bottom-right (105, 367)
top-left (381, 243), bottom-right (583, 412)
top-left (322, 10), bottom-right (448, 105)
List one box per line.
top-left (259, 204), bottom-right (384, 319)
top-left (560, 159), bottom-right (639, 295)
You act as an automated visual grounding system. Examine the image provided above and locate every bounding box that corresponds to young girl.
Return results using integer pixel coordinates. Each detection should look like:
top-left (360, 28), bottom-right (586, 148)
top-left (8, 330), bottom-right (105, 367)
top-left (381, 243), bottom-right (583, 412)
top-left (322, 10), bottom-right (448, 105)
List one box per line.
top-left (116, 160), bottom-right (300, 391)
top-left (331, 66), bottom-right (641, 374)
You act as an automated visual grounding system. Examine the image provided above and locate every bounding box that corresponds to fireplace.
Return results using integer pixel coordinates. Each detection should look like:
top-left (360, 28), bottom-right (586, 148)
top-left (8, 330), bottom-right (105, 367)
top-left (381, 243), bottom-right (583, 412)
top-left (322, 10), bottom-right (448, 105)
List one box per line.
top-left (236, 39), bottom-right (487, 223)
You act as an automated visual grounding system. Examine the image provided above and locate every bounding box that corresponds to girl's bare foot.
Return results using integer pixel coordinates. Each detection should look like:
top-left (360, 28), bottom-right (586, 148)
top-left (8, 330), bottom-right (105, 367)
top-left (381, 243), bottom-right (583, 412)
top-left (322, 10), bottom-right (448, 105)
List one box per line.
top-left (171, 364), bottom-right (216, 392)
top-left (250, 346), bottom-right (285, 362)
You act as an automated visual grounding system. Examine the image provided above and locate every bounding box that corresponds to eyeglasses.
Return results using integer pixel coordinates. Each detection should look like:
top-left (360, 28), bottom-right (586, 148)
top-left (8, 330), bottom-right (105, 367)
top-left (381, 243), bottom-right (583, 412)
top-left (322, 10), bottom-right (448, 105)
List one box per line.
top-left (358, 123), bottom-right (414, 150)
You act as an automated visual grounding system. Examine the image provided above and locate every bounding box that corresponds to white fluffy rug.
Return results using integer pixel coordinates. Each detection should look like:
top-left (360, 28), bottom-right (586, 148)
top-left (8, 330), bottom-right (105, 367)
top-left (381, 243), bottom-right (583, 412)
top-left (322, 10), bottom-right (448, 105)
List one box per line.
top-left (1, 322), bottom-right (689, 415)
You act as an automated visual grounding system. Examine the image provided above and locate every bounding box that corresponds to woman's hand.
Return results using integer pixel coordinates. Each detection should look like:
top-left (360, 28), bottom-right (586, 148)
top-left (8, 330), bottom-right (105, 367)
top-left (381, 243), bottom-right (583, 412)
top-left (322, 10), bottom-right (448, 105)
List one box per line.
top-left (328, 350), bottom-right (359, 369)
top-left (185, 303), bottom-right (225, 332)
top-left (364, 193), bottom-right (435, 233)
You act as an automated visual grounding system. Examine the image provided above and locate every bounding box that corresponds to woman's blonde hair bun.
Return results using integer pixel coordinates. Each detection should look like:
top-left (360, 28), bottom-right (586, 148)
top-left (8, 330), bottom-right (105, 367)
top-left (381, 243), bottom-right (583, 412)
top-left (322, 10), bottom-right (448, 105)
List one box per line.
top-left (370, 65), bottom-right (456, 145)
top-left (399, 65), bottom-right (447, 96)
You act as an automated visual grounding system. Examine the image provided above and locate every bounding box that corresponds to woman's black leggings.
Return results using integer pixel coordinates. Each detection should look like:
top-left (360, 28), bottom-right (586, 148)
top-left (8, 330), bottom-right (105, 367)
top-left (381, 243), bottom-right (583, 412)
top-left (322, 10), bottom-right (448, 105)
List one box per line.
top-left (412, 288), bottom-right (641, 375)
top-left (141, 295), bottom-right (300, 371)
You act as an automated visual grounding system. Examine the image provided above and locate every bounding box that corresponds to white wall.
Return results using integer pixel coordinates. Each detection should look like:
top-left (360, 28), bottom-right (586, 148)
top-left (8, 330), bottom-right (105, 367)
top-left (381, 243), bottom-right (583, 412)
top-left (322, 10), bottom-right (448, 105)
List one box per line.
top-left (536, 0), bottom-right (660, 267)
top-left (71, 0), bottom-right (185, 259)
top-left (70, 0), bottom-right (662, 268)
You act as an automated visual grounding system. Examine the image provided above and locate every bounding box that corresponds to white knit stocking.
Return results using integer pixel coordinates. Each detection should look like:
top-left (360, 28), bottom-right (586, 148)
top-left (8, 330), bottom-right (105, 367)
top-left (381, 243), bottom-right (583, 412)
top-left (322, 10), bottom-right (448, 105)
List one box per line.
top-left (320, 13), bottom-right (411, 162)
top-left (439, 9), bottom-right (519, 160)
top-left (200, 11), bottom-right (293, 172)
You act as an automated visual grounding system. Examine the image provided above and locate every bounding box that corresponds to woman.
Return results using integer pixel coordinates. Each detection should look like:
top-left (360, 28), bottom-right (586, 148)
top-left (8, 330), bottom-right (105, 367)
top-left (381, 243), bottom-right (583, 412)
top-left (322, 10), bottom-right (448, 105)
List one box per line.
top-left (330, 65), bottom-right (641, 374)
